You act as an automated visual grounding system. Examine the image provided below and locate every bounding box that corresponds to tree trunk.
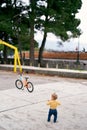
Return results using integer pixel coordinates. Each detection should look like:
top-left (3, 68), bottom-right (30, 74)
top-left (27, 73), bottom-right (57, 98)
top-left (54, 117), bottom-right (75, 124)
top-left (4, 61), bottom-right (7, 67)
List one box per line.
top-left (29, 19), bottom-right (34, 66)
top-left (38, 31), bottom-right (47, 67)
top-left (29, 0), bottom-right (35, 66)
top-left (3, 34), bottom-right (8, 64)
top-left (3, 46), bottom-right (7, 64)
top-left (18, 34), bottom-right (23, 65)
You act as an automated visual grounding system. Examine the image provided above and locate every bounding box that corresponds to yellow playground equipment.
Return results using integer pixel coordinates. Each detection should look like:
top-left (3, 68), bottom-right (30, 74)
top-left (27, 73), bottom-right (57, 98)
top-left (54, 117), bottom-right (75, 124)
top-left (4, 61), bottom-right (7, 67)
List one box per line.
top-left (0, 39), bottom-right (22, 72)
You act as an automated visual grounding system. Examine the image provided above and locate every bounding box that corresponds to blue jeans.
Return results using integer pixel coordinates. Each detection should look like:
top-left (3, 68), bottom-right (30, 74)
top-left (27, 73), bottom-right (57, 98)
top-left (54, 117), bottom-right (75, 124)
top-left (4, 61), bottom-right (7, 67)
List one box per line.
top-left (47, 109), bottom-right (58, 123)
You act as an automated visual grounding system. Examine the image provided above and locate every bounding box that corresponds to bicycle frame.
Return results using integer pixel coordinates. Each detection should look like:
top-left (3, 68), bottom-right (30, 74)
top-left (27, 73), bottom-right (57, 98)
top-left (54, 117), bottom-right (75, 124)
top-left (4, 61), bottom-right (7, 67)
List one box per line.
top-left (15, 76), bottom-right (34, 92)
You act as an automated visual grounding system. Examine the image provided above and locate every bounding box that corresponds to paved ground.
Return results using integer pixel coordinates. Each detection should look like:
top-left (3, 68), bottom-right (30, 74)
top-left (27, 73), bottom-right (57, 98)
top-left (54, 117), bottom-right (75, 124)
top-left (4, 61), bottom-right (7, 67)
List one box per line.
top-left (0, 70), bottom-right (87, 130)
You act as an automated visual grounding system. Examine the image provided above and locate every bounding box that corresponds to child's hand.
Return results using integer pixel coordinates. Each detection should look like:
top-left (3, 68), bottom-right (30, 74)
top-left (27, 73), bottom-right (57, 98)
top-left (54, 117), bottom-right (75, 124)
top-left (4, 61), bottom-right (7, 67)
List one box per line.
top-left (47, 100), bottom-right (50, 105)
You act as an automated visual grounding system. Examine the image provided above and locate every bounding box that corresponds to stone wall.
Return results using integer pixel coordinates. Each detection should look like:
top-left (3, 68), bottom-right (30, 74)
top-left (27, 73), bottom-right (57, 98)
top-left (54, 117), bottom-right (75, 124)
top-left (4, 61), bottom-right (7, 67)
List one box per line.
top-left (1, 58), bottom-right (87, 70)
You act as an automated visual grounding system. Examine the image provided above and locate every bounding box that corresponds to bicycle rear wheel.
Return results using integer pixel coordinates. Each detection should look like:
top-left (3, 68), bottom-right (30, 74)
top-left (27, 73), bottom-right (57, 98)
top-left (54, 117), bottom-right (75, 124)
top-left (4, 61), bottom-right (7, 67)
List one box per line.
top-left (27, 82), bottom-right (34, 92)
top-left (15, 79), bottom-right (23, 89)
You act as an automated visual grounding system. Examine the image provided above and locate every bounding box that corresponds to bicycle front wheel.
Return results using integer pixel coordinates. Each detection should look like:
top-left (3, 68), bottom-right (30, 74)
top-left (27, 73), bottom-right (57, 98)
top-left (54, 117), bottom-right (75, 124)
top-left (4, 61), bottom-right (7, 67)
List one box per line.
top-left (15, 79), bottom-right (23, 89)
top-left (27, 82), bottom-right (34, 92)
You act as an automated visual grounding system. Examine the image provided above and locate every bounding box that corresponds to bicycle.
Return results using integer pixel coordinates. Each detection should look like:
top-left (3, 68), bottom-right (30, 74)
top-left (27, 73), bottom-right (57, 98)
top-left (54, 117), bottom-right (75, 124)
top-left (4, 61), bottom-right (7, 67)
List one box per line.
top-left (15, 76), bottom-right (34, 93)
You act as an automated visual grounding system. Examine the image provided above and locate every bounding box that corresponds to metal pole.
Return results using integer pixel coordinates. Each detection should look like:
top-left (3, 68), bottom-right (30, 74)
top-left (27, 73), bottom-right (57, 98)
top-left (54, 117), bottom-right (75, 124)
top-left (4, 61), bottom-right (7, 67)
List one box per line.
top-left (76, 38), bottom-right (80, 64)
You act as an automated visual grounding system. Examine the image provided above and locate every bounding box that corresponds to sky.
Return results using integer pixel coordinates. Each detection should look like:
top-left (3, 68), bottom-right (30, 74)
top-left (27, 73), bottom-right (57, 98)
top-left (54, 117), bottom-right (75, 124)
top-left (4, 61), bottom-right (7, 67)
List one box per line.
top-left (23, 0), bottom-right (87, 51)
top-left (76, 0), bottom-right (87, 51)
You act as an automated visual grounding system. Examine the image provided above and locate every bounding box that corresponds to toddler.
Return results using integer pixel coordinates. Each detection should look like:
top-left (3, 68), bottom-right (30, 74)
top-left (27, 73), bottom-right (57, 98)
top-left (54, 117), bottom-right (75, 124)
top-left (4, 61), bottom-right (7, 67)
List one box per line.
top-left (47, 93), bottom-right (61, 123)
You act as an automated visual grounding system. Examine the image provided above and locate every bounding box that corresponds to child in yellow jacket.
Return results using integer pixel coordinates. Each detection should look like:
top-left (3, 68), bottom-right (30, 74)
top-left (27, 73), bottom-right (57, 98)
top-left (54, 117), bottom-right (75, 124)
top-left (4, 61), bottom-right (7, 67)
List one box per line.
top-left (47, 93), bottom-right (61, 123)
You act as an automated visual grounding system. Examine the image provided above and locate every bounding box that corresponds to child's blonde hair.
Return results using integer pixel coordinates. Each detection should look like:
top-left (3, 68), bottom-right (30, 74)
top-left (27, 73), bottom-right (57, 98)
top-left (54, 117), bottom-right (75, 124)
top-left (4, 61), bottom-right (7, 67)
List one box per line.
top-left (52, 93), bottom-right (58, 100)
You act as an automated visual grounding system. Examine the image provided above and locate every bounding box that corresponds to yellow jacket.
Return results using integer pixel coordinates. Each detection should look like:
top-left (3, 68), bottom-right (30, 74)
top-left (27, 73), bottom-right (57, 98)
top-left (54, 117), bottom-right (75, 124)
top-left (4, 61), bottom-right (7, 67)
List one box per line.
top-left (47, 100), bottom-right (61, 109)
